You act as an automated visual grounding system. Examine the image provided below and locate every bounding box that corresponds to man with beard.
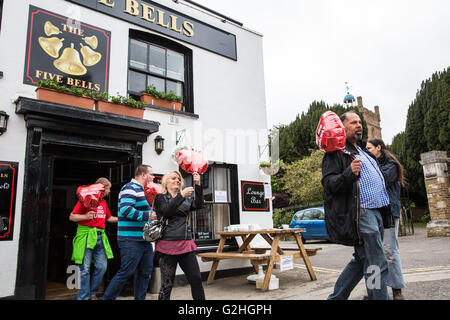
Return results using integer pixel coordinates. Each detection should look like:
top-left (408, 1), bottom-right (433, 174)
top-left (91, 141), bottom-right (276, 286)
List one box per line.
top-left (103, 164), bottom-right (157, 300)
top-left (321, 111), bottom-right (391, 300)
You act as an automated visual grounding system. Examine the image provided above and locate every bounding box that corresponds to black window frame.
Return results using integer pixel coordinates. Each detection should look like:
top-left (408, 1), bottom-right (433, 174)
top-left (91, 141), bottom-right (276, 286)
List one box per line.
top-left (127, 29), bottom-right (194, 114)
top-left (181, 163), bottom-right (240, 247)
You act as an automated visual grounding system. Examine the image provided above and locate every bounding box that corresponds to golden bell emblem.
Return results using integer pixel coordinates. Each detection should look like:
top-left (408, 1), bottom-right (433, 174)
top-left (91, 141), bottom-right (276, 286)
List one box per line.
top-left (80, 43), bottom-right (102, 67)
top-left (53, 43), bottom-right (87, 76)
top-left (38, 37), bottom-right (65, 58)
top-left (82, 35), bottom-right (98, 49)
top-left (44, 21), bottom-right (62, 36)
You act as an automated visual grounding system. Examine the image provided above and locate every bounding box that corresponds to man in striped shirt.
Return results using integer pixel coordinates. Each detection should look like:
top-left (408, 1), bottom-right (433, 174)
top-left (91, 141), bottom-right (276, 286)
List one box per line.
top-left (103, 164), bottom-right (157, 300)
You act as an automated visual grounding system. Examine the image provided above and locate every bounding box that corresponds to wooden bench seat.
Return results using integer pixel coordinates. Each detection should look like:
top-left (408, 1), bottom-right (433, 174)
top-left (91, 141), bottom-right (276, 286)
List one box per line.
top-left (252, 247), bottom-right (322, 256)
top-left (198, 252), bottom-right (270, 263)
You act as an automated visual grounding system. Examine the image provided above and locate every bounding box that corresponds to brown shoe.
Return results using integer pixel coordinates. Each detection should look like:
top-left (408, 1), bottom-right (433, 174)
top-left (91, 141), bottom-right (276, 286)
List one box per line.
top-left (89, 296), bottom-right (99, 300)
top-left (392, 289), bottom-right (404, 300)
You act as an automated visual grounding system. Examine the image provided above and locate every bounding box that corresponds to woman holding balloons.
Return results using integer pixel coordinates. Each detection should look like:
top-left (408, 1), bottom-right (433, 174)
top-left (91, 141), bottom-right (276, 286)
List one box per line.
top-left (153, 169), bottom-right (205, 300)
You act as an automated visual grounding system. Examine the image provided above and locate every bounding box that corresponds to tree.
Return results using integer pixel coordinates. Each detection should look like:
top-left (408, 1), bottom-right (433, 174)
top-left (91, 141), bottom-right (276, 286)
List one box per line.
top-left (279, 149), bottom-right (324, 206)
top-left (400, 67), bottom-right (449, 206)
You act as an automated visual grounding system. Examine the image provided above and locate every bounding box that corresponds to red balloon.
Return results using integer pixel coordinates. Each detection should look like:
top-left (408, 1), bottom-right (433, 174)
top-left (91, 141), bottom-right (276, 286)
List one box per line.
top-left (76, 183), bottom-right (105, 211)
top-left (144, 182), bottom-right (162, 207)
top-left (175, 149), bottom-right (209, 174)
top-left (316, 111), bottom-right (346, 153)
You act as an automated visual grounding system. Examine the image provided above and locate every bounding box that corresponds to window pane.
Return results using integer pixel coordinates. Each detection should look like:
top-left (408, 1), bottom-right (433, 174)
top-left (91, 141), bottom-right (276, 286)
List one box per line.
top-left (213, 167), bottom-right (230, 202)
top-left (302, 211), bottom-right (313, 220)
top-left (167, 80), bottom-right (183, 97)
top-left (149, 45), bottom-right (165, 76)
top-left (129, 39), bottom-right (147, 70)
top-left (167, 50), bottom-right (184, 81)
top-left (192, 204), bottom-right (214, 240)
top-left (147, 75), bottom-right (165, 92)
top-left (128, 70), bottom-right (146, 93)
top-left (213, 204), bottom-right (230, 238)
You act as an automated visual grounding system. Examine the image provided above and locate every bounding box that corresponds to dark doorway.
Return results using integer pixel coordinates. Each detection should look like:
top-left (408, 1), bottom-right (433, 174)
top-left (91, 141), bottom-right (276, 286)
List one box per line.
top-left (15, 97), bottom-right (159, 300)
top-left (46, 156), bottom-right (131, 299)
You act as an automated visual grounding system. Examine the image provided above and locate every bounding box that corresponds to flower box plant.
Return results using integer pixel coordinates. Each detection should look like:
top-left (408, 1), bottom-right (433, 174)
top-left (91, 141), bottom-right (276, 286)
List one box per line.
top-left (97, 94), bottom-right (146, 118)
top-left (140, 85), bottom-right (183, 111)
top-left (35, 79), bottom-right (95, 110)
top-left (35, 80), bottom-right (146, 118)
top-left (259, 159), bottom-right (283, 176)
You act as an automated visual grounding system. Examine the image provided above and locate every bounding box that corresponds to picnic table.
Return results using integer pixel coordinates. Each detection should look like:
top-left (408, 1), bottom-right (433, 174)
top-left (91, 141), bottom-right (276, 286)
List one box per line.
top-left (198, 228), bottom-right (321, 291)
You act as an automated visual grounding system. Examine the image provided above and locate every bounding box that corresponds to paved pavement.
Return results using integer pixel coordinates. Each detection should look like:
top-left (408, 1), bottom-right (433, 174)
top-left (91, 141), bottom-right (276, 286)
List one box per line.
top-left (135, 227), bottom-right (450, 300)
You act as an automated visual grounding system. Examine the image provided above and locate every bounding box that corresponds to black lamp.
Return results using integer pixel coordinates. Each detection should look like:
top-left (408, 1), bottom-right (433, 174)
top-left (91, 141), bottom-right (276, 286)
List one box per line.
top-left (154, 135), bottom-right (165, 155)
top-left (0, 111), bottom-right (9, 136)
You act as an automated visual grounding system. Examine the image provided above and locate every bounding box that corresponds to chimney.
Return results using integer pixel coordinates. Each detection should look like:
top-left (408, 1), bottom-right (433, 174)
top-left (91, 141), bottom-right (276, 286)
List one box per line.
top-left (374, 106), bottom-right (380, 119)
top-left (357, 96), bottom-right (363, 108)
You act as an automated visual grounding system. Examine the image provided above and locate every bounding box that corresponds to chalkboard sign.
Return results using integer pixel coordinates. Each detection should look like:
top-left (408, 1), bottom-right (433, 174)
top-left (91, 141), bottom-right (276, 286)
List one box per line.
top-left (0, 161), bottom-right (19, 241)
top-left (241, 181), bottom-right (270, 212)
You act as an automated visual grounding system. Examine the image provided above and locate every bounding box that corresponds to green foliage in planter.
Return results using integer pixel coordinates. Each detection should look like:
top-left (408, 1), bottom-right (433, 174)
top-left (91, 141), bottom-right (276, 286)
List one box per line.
top-left (37, 79), bottom-right (146, 109)
top-left (259, 159), bottom-right (284, 168)
top-left (141, 85), bottom-right (183, 102)
top-left (141, 85), bottom-right (165, 99)
top-left (110, 93), bottom-right (146, 109)
top-left (85, 90), bottom-right (109, 101)
top-left (164, 90), bottom-right (183, 102)
top-left (36, 79), bottom-right (70, 93)
top-left (70, 86), bottom-right (85, 97)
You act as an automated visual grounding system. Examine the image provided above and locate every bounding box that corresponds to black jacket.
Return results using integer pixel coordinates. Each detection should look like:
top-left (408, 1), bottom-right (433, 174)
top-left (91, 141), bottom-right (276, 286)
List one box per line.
top-left (153, 185), bottom-right (203, 241)
top-left (321, 141), bottom-right (362, 246)
top-left (377, 154), bottom-right (401, 218)
top-left (322, 141), bottom-right (393, 246)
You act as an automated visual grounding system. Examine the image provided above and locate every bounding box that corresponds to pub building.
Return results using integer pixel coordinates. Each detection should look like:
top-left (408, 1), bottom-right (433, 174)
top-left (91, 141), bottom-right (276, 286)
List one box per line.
top-left (0, 0), bottom-right (273, 299)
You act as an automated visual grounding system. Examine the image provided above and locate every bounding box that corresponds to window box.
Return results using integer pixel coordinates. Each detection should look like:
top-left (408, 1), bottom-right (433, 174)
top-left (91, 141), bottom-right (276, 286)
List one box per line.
top-left (96, 100), bottom-right (144, 119)
top-left (35, 87), bottom-right (95, 110)
top-left (140, 93), bottom-right (182, 111)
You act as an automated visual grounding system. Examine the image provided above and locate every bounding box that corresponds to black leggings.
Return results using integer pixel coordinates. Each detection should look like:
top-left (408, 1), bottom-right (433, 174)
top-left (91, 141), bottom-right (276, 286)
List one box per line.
top-left (158, 251), bottom-right (205, 300)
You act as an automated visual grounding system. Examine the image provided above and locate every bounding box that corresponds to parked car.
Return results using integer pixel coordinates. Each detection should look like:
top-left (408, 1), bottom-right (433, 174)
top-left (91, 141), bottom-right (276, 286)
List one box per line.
top-left (290, 207), bottom-right (328, 243)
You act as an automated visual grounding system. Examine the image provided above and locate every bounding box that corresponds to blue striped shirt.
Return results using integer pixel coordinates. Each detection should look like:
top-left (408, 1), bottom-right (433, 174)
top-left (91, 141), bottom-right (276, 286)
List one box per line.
top-left (354, 146), bottom-right (390, 209)
top-left (117, 179), bottom-right (152, 241)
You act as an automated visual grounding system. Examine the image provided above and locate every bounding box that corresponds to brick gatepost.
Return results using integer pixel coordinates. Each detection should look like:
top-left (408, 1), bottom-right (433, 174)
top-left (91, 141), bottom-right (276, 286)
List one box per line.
top-left (420, 151), bottom-right (450, 237)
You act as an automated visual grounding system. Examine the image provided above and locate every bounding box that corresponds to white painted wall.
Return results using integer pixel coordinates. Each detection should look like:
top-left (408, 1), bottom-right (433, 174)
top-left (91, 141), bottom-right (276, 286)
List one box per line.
top-left (0, 0), bottom-right (270, 297)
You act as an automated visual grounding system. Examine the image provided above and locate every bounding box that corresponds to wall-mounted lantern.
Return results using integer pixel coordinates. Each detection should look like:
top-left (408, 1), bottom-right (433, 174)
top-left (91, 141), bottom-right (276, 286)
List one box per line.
top-left (154, 135), bottom-right (165, 155)
top-left (0, 111), bottom-right (9, 136)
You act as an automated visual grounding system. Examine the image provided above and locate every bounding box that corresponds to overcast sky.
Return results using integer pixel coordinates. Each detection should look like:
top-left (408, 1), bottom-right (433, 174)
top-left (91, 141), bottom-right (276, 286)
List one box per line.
top-left (193, 0), bottom-right (450, 144)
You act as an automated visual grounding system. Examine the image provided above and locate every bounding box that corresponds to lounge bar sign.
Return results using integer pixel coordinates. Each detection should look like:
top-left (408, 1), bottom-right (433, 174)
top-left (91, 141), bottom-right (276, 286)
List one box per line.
top-left (0, 162), bottom-right (18, 241)
top-left (24, 5), bottom-right (111, 92)
top-left (65, 0), bottom-right (237, 60)
top-left (241, 181), bottom-right (270, 212)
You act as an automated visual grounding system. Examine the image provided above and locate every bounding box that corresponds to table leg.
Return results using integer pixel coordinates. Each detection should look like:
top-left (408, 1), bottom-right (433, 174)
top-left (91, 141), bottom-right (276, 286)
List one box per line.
top-left (237, 234), bottom-right (256, 253)
top-left (261, 234), bottom-right (284, 255)
top-left (261, 235), bottom-right (280, 291)
top-left (293, 233), bottom-right (317, 281)
top-left (207, 235), bottom-right (227, 285)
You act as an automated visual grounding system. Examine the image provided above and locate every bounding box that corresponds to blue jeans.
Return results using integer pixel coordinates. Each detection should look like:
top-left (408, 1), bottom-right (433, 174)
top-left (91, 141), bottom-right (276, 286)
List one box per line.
top-left (77, 234), bottom-right (108, 300)
top-left (103, 240), bottom-right (153, 300)
top-left (328, 208), bottom-right (389, 300)
top-left (384, 218), bottom-right (405, 289)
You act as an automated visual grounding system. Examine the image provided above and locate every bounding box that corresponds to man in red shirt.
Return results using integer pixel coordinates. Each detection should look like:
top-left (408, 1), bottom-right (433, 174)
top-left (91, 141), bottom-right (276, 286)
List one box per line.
top-left (70, 177), bottom-right (118, 300)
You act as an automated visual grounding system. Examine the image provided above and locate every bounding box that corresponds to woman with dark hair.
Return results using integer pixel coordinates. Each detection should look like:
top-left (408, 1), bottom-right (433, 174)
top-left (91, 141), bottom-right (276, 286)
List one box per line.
top-left (367, 138), bottom-right (405, 300)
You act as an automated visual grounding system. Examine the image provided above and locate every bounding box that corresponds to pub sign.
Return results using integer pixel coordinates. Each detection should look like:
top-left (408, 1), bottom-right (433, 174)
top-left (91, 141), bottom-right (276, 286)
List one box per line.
top-left (24, 5), bottom-right (111, 92)
top-left (0, 162), bottom-right (18, 241)
top-left (66, 0), bottom-right (237, 60)
top-left (241, 181), bottom-right (270, 212)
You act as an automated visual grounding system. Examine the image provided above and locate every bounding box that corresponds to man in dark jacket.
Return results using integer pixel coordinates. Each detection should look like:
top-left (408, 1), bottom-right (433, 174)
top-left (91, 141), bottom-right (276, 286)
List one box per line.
top-left (322, 112), bottom-right (391, 300)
